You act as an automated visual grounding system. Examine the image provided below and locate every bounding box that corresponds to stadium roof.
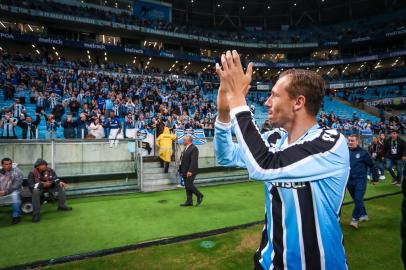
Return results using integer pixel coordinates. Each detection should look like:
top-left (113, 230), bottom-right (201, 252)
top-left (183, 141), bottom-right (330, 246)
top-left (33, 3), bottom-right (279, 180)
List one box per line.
top-left (167, 0), bottom-right (406, 30)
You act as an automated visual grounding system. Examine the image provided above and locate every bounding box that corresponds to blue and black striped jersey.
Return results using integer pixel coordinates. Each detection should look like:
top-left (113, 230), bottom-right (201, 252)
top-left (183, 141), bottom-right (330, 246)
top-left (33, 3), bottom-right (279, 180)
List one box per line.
top-left (214, 106), bottom-right (350, 270)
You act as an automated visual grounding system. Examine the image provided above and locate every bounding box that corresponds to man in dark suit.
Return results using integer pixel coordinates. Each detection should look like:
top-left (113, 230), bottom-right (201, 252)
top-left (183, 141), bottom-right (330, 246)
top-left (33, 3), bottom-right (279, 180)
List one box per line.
top-left (179, 135), bottom-right (203, 206)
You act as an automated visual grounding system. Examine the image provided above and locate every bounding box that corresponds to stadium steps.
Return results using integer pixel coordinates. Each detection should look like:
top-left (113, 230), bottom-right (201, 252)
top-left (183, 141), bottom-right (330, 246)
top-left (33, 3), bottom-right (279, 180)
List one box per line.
top-left (141, 161), bottom-right (178, 192)
top-left (335, 97), bottom-right (382, 118)
top-left (322, 96), bottom-right (380, 122)
top-left (140, 160), bottom-right (249, 192)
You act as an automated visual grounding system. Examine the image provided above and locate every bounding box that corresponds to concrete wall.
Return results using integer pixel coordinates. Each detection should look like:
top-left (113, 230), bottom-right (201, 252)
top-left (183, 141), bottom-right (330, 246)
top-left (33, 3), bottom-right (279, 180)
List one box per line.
top-left (174, 140), bottom-right (222, 168)
top-left (0, 140), bottom-right (136, 177)
top-left (0, 139), bottom-right (223, 176)
top-left (0, 139), bottom-right (248, 194)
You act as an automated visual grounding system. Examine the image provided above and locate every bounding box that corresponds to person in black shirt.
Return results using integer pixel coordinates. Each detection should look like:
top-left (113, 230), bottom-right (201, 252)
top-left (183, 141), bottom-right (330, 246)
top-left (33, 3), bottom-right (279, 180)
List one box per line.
top-left (368, 136), bottom-right (385, 182)
top-left (61, 113), bottom-right (77, 139)
top-left (384, 130), bottom-right (406, 185)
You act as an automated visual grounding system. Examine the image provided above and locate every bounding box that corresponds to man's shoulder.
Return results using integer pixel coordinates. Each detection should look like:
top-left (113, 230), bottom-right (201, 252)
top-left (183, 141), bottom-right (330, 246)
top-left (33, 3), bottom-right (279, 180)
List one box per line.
top-left (301, 127), bottom-right (348, 158)
top-left (263, 128), bottom-right (286, 139)
top-left (12, 164), bottom-right (22, 172)
top-left (304, 126), bottom-right (342, 142)
top-left (356, 147), bottom-right (368, 154)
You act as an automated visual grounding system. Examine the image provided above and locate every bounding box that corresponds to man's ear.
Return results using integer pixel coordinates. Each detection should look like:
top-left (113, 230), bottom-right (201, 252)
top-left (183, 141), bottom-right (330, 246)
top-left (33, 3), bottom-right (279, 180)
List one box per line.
top-left (294, 95), bottom-right (306, 112)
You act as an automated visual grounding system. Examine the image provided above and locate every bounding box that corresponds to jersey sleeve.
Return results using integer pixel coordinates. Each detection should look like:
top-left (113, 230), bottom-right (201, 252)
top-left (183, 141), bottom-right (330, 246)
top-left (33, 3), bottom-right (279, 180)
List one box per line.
top-left (214, 119), bottom-right (247, 168)
top-left (214, 117), bottom-right (281, 169)
top-left (229, 106), bottom-right (349, 182)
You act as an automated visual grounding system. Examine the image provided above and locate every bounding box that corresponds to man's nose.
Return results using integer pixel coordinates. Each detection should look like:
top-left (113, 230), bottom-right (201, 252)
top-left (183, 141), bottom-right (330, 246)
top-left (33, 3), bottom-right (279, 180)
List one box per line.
top-left (265, 98), bottom-right (272, 107)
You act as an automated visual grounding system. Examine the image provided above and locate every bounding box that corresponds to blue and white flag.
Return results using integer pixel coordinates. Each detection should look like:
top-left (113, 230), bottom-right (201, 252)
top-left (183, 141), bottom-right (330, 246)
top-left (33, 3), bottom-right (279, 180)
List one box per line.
top-left (176, 129), bottom-right (207, 145)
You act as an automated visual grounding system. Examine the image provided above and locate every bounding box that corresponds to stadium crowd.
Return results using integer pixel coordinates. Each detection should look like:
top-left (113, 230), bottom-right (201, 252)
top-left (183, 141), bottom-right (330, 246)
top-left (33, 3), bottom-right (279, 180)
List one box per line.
top-left (2, 43), bottom-right (406, 87)
top-left (317, 111), bottom-right (405, 135)
top-left (0, 62), bottom-right (219, 141)
top-left (0, 50), bottom-right (218, 81)
top-left (0, 54), bottom-right (405, 141)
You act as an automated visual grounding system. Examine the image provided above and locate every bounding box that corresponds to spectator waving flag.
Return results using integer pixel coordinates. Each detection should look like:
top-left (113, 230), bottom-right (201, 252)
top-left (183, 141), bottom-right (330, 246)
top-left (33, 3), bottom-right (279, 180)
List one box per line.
top-left (176, 129), bottom-right (207, 145)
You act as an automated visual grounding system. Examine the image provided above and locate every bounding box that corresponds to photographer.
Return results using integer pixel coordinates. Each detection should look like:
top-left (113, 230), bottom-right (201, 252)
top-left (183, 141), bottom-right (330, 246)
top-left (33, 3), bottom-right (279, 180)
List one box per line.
top-left (27, 159), bottom-right (72, 223)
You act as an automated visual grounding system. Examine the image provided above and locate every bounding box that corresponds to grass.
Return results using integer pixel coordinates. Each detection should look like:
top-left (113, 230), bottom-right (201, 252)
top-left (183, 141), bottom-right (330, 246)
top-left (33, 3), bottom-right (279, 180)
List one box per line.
top-left (41, 194), bottom-right (403, 270)
top-left (0, 176), bottom-right (401, 268)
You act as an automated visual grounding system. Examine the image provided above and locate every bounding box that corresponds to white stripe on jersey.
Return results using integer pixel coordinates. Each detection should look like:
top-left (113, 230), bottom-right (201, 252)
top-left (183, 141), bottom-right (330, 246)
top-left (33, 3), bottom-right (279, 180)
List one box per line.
top-left (278, 188), bottom-right (288, 270)
top-left (310, 184), bottom-right (326, 270)
top-left (293, 190), bottom-right (306, 270)
top-left (268, 189), bottom-right (275, 270)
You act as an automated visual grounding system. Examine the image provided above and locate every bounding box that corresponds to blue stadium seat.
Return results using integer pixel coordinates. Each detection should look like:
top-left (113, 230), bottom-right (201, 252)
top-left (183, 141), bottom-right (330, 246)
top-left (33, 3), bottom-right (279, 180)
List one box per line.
top-left (322, 97), bottom-right (380, 123)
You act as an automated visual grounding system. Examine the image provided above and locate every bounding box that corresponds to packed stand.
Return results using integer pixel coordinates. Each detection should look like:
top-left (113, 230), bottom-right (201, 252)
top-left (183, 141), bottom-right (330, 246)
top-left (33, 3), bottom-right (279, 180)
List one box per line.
top-left (0, 50), bottom-right (218, 82)
top-left (317, 107), bottom-right (405, 136)
top-left (3, 49), bottom-right (406, 85)
top-left (0, 63), bottom-right (219, 141)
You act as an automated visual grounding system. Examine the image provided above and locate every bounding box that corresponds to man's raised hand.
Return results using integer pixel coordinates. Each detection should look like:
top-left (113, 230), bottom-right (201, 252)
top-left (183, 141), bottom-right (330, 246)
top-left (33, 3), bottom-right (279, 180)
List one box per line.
top-left (215, 50), bottom-right (253, 110)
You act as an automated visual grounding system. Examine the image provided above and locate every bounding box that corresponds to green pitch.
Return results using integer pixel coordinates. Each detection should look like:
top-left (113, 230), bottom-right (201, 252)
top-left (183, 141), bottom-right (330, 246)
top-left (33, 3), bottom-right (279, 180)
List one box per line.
top-left (0, 178), bottom-right (401, 269)
top-left (41, 195), bottom-right (403, 270)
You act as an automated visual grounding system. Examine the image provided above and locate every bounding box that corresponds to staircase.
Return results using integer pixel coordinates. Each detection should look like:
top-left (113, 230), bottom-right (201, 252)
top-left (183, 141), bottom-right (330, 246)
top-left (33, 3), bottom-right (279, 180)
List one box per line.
top-left (140, 161), bottom-right (178, 192)
top-left (138, 157), bottom-right (250, 192)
